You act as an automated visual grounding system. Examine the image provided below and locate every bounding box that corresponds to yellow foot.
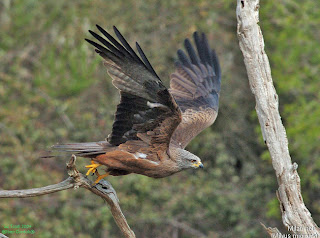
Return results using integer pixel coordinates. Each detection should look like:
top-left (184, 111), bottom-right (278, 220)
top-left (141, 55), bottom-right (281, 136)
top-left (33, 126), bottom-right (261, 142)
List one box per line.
top-left (85, 160), bottom-right (101, 176)
top-left (94, 171), bottom-right (110, 184)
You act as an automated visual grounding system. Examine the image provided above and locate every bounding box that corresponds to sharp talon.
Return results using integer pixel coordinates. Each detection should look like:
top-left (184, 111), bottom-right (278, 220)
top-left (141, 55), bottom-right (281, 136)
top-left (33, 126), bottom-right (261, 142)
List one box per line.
top-left (85, 160), bottom-right (101, 176)
top-left (94, 172), bottom-right (110, 184)
top-left (85, 161), bottom-right (109, 184)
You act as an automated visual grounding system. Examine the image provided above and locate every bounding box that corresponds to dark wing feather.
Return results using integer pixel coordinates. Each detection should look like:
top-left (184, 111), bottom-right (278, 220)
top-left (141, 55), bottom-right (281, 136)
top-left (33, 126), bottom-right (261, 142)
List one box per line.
top-left (86, 26), bottom-right (181, 148)
top-left (169, 32), bottom-right (221, 149)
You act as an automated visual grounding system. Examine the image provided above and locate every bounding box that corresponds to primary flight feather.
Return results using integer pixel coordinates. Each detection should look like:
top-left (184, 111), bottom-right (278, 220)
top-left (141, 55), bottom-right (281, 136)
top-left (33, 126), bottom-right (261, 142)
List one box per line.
top-left (52, 25), bottom-right (221, 183)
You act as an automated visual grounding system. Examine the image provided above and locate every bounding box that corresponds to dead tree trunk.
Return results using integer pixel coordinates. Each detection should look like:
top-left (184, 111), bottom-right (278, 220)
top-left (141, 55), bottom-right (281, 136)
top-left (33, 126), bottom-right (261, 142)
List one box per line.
top-left (236, 0), bottom-right (320, 236)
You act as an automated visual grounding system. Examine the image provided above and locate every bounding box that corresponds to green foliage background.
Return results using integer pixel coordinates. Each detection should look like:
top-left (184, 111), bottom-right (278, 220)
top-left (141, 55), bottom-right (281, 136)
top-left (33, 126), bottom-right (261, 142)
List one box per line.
top-left (0, 0), bottom-right (319, 237)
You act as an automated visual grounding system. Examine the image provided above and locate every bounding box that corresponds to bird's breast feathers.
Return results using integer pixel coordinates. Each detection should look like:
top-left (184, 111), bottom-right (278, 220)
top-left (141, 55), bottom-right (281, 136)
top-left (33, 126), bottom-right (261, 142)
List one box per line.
top-left (94, 149), bottom-right (181, 178)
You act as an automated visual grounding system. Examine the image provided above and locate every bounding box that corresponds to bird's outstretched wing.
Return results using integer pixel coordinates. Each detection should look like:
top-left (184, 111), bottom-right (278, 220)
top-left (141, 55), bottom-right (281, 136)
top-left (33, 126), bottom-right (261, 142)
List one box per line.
top-left (169, 32), bottom-right (221, 149)
top-left (86, 25), bottom-right (181, 151)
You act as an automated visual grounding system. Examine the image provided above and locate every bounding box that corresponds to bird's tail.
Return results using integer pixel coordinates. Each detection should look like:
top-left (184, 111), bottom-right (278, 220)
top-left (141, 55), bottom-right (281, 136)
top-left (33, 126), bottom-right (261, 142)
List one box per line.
top-left (43, 141), bottom-right (113, 158)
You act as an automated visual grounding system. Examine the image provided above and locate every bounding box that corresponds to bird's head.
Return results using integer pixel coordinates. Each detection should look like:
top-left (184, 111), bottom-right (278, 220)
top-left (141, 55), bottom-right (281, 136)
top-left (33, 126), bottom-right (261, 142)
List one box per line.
top-left (173, 148), bottom-right (204, 170)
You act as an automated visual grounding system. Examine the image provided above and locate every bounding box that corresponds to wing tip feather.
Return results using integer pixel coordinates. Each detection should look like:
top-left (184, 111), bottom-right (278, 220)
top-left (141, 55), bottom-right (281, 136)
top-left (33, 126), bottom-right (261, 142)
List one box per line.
top-left (86, 25), bottom-right (160, 79)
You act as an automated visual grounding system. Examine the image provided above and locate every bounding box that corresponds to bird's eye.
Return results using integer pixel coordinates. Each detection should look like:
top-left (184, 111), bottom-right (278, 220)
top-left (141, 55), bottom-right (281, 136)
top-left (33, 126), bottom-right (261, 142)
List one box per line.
top-left (191, 159), bottom-right (196, 163)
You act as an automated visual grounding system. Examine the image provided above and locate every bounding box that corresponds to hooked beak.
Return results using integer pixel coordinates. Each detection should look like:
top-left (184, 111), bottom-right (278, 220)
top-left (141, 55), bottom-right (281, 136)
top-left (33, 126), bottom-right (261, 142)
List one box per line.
top-left (192, 161), bottom-right (204, 169)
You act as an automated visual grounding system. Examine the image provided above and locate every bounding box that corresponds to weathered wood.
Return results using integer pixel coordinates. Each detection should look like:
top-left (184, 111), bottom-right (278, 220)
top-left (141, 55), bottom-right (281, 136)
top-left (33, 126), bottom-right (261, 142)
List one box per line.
top-left (236, 0), bottom-right (320, 236)
top-left (0, 178), bottom-right (75, 198)
top-left (0, 233), bottom-right (9, 238)
top-left (0, 155), bottom-right (135, 238)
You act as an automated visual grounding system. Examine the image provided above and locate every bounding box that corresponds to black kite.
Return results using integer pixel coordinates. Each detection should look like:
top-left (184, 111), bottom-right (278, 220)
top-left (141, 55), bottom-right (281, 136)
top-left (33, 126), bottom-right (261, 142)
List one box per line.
top-left (53, 25), bottom-right (221, 183)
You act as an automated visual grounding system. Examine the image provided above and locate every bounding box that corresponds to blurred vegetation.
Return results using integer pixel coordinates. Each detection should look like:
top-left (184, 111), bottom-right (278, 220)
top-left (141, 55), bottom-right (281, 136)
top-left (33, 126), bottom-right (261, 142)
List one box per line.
top-left (0, 0), bottom-right (319, 237)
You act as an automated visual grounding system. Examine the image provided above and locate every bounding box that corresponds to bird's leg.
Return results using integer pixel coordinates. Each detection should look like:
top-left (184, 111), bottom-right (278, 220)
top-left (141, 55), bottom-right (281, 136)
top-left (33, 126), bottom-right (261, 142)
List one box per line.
top-left (94, 170), bottom-right (110, 184)
top-left (85, 160), bottom-right (101, 176)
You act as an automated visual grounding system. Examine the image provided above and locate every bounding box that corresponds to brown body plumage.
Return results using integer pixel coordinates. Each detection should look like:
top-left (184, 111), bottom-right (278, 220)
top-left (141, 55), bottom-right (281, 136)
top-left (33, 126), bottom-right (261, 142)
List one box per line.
top-left (52, 25), bottom-right (221, 180)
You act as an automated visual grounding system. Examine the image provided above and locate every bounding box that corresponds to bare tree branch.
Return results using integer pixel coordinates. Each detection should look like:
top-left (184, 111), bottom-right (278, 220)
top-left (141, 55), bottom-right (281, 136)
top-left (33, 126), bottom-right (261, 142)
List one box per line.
top-left (0, 178), bottom-right (75, 198)
top-left (236, 0), bottom-right (320, 236)
top-left (0, 155), bottom-right (135, 238)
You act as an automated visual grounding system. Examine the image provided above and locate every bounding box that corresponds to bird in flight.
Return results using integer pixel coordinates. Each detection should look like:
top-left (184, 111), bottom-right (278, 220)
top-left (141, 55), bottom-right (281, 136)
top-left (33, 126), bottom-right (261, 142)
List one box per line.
top-left (53, 25), bottom-right (221, 183)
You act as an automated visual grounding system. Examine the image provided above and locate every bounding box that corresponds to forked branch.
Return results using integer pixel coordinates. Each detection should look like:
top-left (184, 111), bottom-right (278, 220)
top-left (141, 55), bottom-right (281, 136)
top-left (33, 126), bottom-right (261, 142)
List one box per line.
top-left (0, 155), bottom-right (136, 238)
